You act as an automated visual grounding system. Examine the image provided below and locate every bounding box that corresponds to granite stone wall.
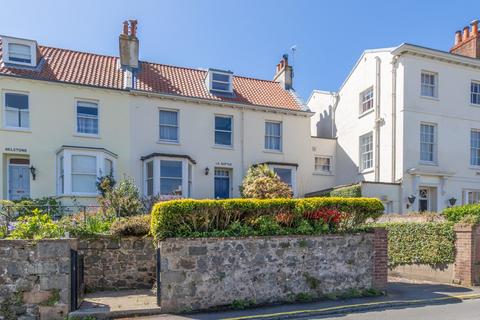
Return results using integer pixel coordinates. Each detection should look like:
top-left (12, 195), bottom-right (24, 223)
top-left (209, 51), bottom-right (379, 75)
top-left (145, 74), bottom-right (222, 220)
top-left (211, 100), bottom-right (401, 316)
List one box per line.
top-left (159, 229), bottom-right (388, 313)
top-left (0, 239), bottom-right (76, 320)
top-left (78, 236), bottom-right (156, 292)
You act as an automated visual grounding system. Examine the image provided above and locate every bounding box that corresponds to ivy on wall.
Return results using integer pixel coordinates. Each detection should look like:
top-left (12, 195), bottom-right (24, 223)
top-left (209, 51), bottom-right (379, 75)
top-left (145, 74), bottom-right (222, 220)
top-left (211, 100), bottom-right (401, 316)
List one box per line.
top-left (377, 222), bottom-right (455, 268)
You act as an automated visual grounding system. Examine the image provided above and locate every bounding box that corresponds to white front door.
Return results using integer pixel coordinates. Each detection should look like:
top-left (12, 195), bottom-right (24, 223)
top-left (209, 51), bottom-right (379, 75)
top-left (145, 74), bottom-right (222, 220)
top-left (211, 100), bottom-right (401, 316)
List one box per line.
top-left (8, 165), bottom-right (30, 200)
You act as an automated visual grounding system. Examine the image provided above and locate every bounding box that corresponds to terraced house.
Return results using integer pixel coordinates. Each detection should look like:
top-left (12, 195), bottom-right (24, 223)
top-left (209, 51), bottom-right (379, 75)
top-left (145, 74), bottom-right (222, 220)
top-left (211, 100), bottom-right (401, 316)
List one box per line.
top-left (0, 21), bottom-right (335, 204)
top-left (309, 19), bottom-right (480, 213)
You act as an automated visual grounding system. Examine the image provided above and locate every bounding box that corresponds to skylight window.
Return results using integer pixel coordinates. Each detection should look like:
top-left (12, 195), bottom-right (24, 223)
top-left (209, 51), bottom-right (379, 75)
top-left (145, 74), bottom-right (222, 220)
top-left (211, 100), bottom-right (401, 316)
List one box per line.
top-left (206, 69), bottom-right (233, 94)
top-left (1, 36), bottom-right (38, 67)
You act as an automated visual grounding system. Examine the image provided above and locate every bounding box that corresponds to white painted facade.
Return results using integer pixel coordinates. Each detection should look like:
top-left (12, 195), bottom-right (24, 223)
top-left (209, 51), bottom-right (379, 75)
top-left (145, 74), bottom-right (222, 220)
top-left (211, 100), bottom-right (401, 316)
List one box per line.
top-left (0, 65), bottom-right (334, 204)
top-left (309, 43), bottom-right (480, 213)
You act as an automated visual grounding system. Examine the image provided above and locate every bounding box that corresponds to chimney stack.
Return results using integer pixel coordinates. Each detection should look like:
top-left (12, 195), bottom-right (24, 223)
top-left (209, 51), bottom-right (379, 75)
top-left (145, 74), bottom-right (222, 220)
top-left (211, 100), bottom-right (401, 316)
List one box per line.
top-left (450, 19), bottom-right (480, 59)
top-left (119, 20), bottom-right (139, 69)
top-left (273, 54), bottom-right (293, 90)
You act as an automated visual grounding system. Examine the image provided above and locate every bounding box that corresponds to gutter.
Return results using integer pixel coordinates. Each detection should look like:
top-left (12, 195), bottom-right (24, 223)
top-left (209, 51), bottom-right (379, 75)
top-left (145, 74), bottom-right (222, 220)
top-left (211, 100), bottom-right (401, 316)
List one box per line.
top-left (391, 55), bottom-right (399, 184)
top-left (129, 89), bottom-right (314, 117)
top-left (374, 56), bottom-right (382, 182)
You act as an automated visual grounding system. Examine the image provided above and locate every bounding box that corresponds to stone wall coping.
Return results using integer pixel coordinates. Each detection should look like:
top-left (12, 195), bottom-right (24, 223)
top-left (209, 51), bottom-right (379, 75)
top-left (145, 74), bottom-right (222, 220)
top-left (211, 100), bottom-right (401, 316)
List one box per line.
top-left (454, 223), bottom-right (479, 232)
top-left (158, 231), bottom-right (375, 243)
top-left (0, 238), bottom-right (78, 246)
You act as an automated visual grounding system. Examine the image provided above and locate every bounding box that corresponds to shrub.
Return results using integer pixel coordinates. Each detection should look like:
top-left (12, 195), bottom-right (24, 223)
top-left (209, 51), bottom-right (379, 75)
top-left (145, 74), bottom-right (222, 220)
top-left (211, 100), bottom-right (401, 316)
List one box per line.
top-left (60, 209), bottom-right (115, 238)
top-left (110, 215), bottom-right (151, 237)
top-left (96, 175), bottom-right (116, 197)
top-left (98, 178), bottom-right (144, 217)
top-left (330, 184), bottom-right (362, 198)
top-left (240, 165), bottom-right (293, 199)
top-left (11, 197), bottom-right (65, 219)
top-left (7, 209), bottom-right (63, 240)
top-left (377, 222), bottom-right (455, 268)
top-left (443, 204), bottom-right (480, 223)
top-left (151, 197), bottom-right (384, 239)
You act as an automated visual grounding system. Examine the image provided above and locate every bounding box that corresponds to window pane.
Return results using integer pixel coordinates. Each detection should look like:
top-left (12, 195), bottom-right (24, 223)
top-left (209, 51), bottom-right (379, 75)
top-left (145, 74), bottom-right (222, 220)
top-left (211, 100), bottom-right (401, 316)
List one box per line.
top-left (72, 174), bottom-right (97, 193)
top-left (159, 110), bottom-right (178, 141)
top-left (274, 168), bottom-right (292, 185)
top-left (160, 160), bottom-right (182, 178)
top-left (215, 131), bottom-right (232, 146)
top-left (265, 122), bottom-right (281, 150)
top-left (212, 73), bottom-right (230, 82)
top-left (105, 159), bottom-right (113, 176)
top-left (212, 81), bottom-right (230, 91)
top-left (72, 155), bottom-right (96, 174)
top-left (420, 124), bottom-right (435, 162)
top-left (146, 161), bottom-right (154, 179)
top-left (471, 130), bottom-right (480, 166)
top-left (5, 93), bottom-right (29, 110)
top-left (8, 43), bottom-right (32, 63)
top-left (160, 178), bottom-right (182, 195)
top-left (77, 117), bottom-right (98, 134)
top-left (215, 116), bottom-right (232, 131)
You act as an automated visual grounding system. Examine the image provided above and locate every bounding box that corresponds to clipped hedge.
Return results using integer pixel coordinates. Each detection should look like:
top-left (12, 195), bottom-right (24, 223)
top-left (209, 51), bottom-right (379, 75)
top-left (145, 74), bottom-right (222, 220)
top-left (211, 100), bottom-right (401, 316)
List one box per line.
top-left (443, 204), bottom-right (480, 223)
top-left (151, 197), bottom-right (384, 239)
top-left (378, 222), bottom-right (455, 268)
top-left (330, 185), bottom-right (362, 198)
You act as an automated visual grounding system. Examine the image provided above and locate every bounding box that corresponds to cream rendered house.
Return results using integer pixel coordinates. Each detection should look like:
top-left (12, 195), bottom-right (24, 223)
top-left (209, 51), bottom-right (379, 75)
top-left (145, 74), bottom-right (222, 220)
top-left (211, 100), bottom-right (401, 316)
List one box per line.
top-left (309, 19), bottom-right (480, 213)
top-left (0, 21), bottom-right (335, 205)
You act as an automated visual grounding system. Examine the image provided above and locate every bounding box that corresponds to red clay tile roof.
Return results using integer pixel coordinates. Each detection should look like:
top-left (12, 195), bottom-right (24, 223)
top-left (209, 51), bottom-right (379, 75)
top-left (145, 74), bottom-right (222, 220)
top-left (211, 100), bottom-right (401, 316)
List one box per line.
top-left (0, 40), bottom-right (304, 111)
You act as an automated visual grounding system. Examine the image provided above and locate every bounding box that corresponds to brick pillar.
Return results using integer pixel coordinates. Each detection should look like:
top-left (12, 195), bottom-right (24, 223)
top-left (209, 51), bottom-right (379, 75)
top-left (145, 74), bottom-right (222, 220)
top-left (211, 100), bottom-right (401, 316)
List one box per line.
top-left (373, 227), bottom-right (388, 291)
top-left (454, 224), bottom-right (480, 286)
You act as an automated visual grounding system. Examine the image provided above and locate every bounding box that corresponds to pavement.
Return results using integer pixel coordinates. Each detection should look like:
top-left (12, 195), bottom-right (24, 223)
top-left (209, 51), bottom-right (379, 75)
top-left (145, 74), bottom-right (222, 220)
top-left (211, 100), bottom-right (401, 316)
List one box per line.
top-left (117, 279), bottom-right (480, 320)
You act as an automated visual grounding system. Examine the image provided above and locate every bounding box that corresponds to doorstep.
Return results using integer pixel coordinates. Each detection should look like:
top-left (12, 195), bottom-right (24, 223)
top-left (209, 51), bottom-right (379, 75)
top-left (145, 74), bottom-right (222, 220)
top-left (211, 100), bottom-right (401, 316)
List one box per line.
top-left (68, 289), bottom-right (162, 319)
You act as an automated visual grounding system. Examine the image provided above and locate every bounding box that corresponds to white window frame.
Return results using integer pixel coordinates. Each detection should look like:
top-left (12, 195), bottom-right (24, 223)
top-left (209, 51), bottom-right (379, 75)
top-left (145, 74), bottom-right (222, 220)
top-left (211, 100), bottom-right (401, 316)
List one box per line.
top-left (3, 90), bottom-right (30, 130)
top-left (420, 123), bottom-right (437, 164)
top-left (264, 121), bottom-right (283, 152)
top-left (421, 71), bottom-right (438, 98)
top-left (206, 70), bottom-right (233, 93)
top-left (2, 36), bottom-right (37, 67)
top-left (471, 81), bottom-right (480, 106)
top-left (314, 156), bottom-right (333, 174)
top-left (463, 189), bottom-right (480, 205)
top-left (359, 132), bottom-right (373, 172)
top-left (269, 164), bottom-right (297, 197)
top-left (142, 156), bottom-right (193, 198)
top-left (214, 114), bottom-right (233, 147)
top-left (75, 99), bottom-right (99, 136)
top-left (471, 129), bottom-right (480, 167)
top-left (158, 108), bottom-right (179, 143)
top-left (56, 148), bottom-right (116, 197)
top-left (359, 87), bottom-right (374, 115)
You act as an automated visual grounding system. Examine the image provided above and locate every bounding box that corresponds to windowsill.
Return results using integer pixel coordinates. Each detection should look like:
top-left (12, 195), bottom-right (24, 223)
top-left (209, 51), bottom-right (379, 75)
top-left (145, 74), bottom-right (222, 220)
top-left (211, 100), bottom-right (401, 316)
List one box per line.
top-left (469, 166), bottom-right (480, 171)
top-left (419, 161), bottom-right (438, 166)
top-left (1, 127), bottom-right (32, 133)
top-left (212, 145), bottom-right (234, 150)
top-left (263, 149), bottom-right (283, 154)
top-left (358, 108), bottom-right (374, 119)
top-left (157, 140), bottom-right (180, 145)
top-left (57, 193), bottom-right (98, 198)
top-left (420, 95), bottom-right (439, 101)
top-left (73, 133), bottom-right (101, 139)
top-left (470, 103), bottom-right (480, 108)
top-left (359, 168), bottom-right (374, 174)
top-left (4, 59), bottom-right (36, 68)
top-left (313, 171), bottom-right (334, 176)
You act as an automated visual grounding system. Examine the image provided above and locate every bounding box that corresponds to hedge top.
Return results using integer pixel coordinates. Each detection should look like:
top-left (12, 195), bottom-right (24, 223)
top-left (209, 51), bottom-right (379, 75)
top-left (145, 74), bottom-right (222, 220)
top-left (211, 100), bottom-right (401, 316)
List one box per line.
top-left (150, 197), bottom-right (384, 239)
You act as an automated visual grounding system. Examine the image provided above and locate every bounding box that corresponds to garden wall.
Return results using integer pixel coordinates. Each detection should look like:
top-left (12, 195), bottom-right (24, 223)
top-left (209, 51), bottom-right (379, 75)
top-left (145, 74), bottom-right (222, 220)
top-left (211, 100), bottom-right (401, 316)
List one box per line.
top-left (158, 228), bottom-right (388, 313)
top-left (0, 239), bottom-right (76, 320)
top-left (78, 236), bottom-right (156, 292)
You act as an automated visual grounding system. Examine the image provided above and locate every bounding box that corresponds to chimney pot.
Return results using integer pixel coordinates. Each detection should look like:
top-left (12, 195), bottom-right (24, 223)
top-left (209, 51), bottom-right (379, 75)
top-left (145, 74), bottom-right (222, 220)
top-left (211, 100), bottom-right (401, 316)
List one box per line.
top-left (123, 21), bottom-right (129, 36)
top-left (130, 20), bottom-right (138, 37)
top-left (455, 30), bottom-right (462, 45)
top-left (463, 26), bottom-right (470, 41)
top-left (472, 20), bottom-right (479, 36)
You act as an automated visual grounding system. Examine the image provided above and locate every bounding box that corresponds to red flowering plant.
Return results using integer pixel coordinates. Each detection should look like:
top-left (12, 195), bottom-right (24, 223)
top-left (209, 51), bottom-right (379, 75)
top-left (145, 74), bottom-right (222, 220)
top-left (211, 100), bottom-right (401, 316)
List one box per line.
top-left (275, 211), bottom-right (295, 227)
top-left (304, 207), bottom-right (346, 230)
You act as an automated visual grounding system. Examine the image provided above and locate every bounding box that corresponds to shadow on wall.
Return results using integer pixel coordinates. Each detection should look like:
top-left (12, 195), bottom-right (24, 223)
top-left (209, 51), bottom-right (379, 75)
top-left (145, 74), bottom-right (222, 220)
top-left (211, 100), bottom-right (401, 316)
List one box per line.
top-left (316, 105), bottom-right (336, 138)
top-left (335, 142), bottom-right (366, 186)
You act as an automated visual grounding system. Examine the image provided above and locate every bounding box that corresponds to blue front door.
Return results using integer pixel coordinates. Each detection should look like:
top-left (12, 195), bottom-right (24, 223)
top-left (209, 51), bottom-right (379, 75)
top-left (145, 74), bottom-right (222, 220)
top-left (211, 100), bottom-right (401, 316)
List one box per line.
top-left (214, 168), bottom-right (230, 199)
top-left (8, 165), bottom-right (30, 200)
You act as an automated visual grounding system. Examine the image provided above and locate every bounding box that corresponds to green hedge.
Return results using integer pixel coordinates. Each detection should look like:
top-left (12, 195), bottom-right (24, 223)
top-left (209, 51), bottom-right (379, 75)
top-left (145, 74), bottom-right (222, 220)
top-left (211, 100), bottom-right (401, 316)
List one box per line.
top-left (443, 204), bottom-right (480, 223)
top-left (330, 185), bottom-right (362, 198)
top-left (151, 197), bottom-right (384, 239)
top-left (378, 222), bottom-right (455, 268)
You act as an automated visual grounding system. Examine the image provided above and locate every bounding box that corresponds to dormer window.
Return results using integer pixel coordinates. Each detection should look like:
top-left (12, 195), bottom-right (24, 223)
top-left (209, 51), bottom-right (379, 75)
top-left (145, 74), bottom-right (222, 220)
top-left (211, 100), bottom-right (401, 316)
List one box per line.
top-left (206, 69), bottom-right (233, 94)
top-left (1, 36), bottom-right (37, 67)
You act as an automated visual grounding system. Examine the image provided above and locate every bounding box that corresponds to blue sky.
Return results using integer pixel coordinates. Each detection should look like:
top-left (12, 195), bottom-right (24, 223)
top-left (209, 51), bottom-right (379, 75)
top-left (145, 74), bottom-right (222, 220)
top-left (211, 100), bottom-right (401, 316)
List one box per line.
top-left (1, 0), bottom-right (479, 100)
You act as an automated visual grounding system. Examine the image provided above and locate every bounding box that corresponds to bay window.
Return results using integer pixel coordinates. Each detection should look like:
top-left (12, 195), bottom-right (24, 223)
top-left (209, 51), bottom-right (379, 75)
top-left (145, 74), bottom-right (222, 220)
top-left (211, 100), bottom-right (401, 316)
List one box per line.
top-left (142, 154), bottom-right (194, 198)
top-left (57, 147), bottom-right (116, 196)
